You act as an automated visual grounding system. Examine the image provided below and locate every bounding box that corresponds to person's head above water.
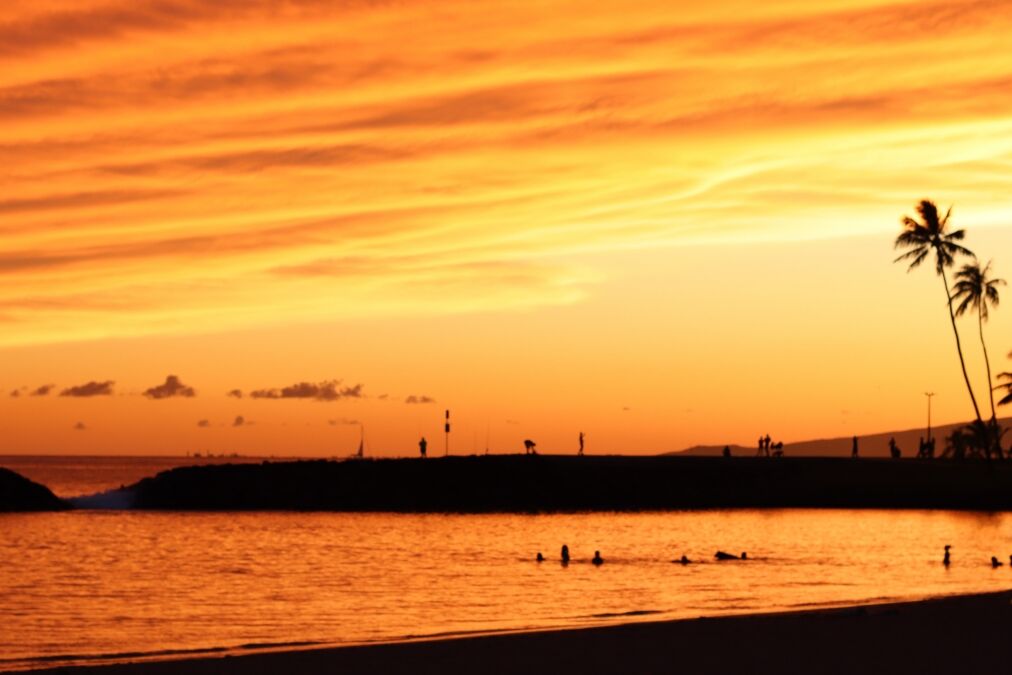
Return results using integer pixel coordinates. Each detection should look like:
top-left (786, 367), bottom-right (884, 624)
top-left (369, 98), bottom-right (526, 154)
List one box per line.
top-left (679, 555), bottom-right (690, 564)
top-left (561, 544), bottom-right (570, 560)
top-left (536, 552), bottom-right (544, 562)
top-left (741, 552), bottom-right (748, 560)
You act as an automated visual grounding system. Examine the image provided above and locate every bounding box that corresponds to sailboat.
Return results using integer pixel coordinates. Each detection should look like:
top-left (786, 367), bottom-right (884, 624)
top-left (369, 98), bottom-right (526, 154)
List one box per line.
top-left (355, 424), bottom-right (365, 458)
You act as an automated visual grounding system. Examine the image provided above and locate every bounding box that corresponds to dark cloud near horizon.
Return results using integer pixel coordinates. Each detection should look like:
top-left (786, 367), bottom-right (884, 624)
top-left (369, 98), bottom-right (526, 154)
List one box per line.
top-left (249, 380), bottom-right (363, 401)
top-left (233, 415), bottom-right (246, 427)
top-left (31, 384), bottom-right (54, 396)
top-left (227, 389), bottom-right (243, 398)
top-left (405, 394), bottom-right (435, 404)
top-left (60, 380), bottom-right (114, 397)
top-left (328, 418), bottom-right (360, 426)
top-left (73, 421), bottom-right (87, 431)
top-left (197, 419), bottom-right (210, 427)
top-left (143, 374), bottom-right (196, 399)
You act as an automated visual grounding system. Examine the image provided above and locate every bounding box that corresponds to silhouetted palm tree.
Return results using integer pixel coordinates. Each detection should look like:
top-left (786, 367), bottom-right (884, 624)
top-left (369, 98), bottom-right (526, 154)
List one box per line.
top-left (952, 260), bottom-right (1005, 420)
top-left (998, 351), bottom-right (1012, 408)
top-left (894, 200), bottom-right (981, 422)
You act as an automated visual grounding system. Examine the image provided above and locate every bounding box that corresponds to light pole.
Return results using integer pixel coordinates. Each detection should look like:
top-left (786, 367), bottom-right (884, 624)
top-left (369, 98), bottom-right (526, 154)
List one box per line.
top-left (924, 392), bottom-right (935, 442)
top-left (444, 409), bottom-right (450, 456)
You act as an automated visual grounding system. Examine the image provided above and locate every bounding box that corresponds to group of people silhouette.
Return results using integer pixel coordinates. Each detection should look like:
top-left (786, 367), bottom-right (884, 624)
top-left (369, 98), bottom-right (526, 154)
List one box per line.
top-left (756, 434), bottom-right (783, 457)
top-left (416, 432), bottom-right (588, 457)
top-left (942, 545), bottom-right (1012, 568)
top-left (535, 547), bottom-right (749, 565)
top-left (536, 545), bottom-right (604, 565)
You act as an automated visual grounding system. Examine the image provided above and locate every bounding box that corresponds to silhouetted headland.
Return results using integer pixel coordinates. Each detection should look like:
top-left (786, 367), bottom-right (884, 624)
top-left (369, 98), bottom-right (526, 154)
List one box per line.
top-left (80, 455), bottom-right (1012, 511)
top-left (0, 467), bottom-right (68, 511)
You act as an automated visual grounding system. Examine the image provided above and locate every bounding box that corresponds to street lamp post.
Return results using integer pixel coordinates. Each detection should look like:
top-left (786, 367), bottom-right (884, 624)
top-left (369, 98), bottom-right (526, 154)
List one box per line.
top-left (924, 392), bottom-right (935, 442)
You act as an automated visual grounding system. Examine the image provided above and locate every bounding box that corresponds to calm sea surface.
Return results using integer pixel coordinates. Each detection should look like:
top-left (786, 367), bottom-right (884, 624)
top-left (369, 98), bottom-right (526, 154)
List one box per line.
top-left (2, 457), bottom-right (1012, 672)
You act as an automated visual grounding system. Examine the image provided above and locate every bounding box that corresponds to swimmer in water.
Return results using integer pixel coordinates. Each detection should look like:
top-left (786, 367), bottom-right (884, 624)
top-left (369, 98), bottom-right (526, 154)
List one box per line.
top-left (592, 550), bottom-right (604, 565)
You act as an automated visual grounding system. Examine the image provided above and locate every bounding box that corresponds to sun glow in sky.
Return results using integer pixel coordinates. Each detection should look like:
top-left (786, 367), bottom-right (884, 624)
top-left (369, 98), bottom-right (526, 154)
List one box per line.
top-left (2, 0), bottom-right (1012, 456)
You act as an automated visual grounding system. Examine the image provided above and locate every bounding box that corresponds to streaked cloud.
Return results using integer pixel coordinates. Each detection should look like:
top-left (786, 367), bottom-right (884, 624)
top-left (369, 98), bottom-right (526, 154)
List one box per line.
top-left (2, 0), bottom-right (1012, 348)
top-left (31, 384), bottom-right (54, 396)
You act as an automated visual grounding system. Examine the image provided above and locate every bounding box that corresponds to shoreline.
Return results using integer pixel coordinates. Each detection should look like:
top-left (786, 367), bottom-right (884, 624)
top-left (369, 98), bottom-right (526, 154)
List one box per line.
top-left (15, 589), bottom-right (1012, 674)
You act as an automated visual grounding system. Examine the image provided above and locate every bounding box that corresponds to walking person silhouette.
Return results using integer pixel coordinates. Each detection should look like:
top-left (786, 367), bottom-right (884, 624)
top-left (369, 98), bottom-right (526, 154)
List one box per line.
top-left (578, 431), bottom-right (585, 456)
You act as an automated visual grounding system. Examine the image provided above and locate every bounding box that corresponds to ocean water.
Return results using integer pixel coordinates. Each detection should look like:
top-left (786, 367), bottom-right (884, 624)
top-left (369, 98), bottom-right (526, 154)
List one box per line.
top-left (0, 455), bottom-right (274, 498)
top-left (2, 459), bottom-right (1012, 672)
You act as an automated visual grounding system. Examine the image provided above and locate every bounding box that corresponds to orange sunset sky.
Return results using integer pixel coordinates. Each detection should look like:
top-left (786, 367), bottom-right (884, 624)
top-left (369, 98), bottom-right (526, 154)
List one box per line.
top-left (2, 0), bottom-right (1012, 456)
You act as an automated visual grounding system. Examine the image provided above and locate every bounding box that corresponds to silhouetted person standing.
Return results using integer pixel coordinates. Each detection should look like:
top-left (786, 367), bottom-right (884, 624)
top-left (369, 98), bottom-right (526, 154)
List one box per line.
top-left (723, 445), bottom-right (731, 458)
top-left (943, 545), bottom-right (951, 566)
top-left (889, 437), bottom-right (901, 459)
top-left (561, 544), bottom-right (570, 565)
top-left (578, 431), bottom-right (585, 456)
top-left (524, 439), bottom-right (537, 455)
top-left (852, 435), bottom-right (859, 458)
top-left (592, 550), bottom-right (603, 565)
top-left (419, 436), bottom-right (427, 458)
top-left (757, 436), bottom-right (764, 457)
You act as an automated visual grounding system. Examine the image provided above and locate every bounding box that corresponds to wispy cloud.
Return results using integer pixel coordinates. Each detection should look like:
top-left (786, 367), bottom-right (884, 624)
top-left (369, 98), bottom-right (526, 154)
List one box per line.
top-left (405, 395), bottom-right (435, 404)
top-left (143, 374), bottom-right (196, 399)
top-left (60, 380), bottom-right (114, 397)
top-left (31, 384), bottom-right (54, 396)
top-left (249, 380), bottom-right (363, 401)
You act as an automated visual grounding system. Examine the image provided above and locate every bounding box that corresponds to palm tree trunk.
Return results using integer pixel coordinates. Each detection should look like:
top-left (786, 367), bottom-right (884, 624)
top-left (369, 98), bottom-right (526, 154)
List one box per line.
top-left (978, 310), bottom-right (1002, 460)
top-left (978, 309), bottom-right (997, 421)
top-left (941, 267), bottom-right (983, 422)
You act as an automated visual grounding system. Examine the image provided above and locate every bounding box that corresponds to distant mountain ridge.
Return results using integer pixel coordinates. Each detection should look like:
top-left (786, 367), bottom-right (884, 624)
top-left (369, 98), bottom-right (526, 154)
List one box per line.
top-left (670, 418), bottom-right (1012, 458)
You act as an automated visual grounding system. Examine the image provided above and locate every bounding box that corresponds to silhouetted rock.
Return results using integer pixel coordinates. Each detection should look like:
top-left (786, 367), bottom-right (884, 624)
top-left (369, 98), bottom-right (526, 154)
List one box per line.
top-left (0, 467), bottom-right (68, 511)
top-left (119, 455), bottom-right (1012, 512)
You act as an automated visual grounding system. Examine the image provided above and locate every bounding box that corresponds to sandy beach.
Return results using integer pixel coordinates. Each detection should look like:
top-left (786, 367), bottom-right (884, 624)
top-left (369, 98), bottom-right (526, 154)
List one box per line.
top-left (19, 590), bottom-right (1012, 675)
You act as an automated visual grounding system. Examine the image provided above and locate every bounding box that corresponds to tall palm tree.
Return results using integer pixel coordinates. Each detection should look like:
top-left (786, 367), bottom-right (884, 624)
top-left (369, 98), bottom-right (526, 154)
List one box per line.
top-left (894, 200), bottom-right (981, 422)
top-left (952, 260), bottom-right (1005, 420)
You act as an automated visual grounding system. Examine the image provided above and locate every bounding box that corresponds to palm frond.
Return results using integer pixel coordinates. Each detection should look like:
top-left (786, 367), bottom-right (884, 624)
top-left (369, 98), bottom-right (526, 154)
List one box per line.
top-left (894, 247), bottom-right (929, 270)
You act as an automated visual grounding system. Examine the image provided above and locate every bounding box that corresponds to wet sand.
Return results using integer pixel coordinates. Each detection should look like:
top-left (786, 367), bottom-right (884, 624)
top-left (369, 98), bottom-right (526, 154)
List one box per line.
top-left (21, 590), bottom-right (1012, 675)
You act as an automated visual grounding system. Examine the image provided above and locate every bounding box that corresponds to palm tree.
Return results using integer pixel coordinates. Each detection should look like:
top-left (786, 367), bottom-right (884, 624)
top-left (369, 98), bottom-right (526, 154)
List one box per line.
top-left (998, 351), bottom-right (1012, 408)
top-left (894, 200), bottom-right (981, 422)
top-left (952, 260), bottom-right (1005, 420)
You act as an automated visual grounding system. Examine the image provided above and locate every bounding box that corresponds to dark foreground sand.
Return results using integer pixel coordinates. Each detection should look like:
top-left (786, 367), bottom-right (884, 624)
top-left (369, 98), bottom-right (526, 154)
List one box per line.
top-left (22, 590), bottom-right (1012, 675)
